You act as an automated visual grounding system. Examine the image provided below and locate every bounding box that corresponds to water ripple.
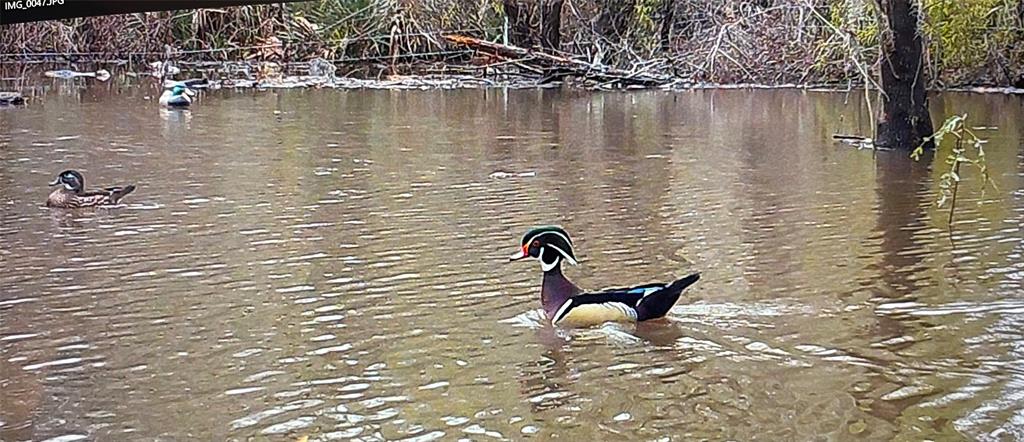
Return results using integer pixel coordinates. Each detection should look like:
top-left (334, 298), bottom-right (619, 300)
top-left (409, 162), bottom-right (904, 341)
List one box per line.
top-left (2, 88), bottom-right (1023, 441)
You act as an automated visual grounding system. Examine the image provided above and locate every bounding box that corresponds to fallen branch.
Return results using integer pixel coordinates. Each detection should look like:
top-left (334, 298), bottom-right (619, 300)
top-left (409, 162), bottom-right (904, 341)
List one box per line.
top-left (442, 34), bottom-right (671, 87)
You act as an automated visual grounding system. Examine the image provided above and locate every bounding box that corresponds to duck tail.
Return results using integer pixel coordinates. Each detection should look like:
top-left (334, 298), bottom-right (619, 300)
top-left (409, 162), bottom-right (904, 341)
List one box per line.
top-left (109, 185), bottom-right (136, 204)
top-left (635, 272), bottom-right (700, 321)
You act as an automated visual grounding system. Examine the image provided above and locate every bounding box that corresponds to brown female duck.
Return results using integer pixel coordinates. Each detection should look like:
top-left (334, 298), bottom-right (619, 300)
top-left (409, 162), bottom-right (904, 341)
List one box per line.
top-left (46, 170), bottom-right (136, 208)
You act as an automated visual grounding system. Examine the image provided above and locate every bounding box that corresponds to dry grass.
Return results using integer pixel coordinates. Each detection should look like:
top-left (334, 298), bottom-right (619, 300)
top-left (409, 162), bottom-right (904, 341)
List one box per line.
top-left (0, 0), bottom-right (1021, 87)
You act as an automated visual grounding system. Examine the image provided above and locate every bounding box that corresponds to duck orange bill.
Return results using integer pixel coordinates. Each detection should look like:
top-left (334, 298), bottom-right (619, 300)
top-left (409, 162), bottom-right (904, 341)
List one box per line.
top-left (509, 246), bottom-right (528, 261)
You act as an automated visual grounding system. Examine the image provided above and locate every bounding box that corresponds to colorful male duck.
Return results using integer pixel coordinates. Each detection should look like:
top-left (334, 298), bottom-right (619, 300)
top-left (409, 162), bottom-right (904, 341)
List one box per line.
top-left (159, 85), bottom-right (194, 107)
top-left (510, 226), bottom-right (700, 327)
top-left (46, 170), bottom-right (136, 208)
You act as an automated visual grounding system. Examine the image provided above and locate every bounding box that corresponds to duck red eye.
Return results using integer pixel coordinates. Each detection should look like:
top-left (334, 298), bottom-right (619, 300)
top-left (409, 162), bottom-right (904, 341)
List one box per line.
top-left (532, 240), bottom-right (540, 248)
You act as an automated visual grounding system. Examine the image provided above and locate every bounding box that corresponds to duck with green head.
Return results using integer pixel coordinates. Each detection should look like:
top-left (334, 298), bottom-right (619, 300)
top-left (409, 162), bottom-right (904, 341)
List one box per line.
top-left (46, 170), bottom-right (136, 208)
top-left (159, 85), bottom-right (194, 107)
top-left (510, 226), bottom-right (700, 327)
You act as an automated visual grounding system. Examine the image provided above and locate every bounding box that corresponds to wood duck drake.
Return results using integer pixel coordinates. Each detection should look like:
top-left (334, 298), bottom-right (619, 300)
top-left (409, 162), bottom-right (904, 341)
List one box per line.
top-left (159, 85), bottom-right (194, 107)
top-left (510, 226), bottom-right (700, 327)
top-left (46, 170), bottom-right (136, 208)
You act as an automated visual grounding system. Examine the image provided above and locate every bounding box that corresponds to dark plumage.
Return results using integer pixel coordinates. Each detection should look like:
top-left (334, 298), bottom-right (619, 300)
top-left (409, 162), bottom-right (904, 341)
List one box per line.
top-left (46, 170), bottom-right (136, 208)
top-left (510, 226), bottom-right (701, 327)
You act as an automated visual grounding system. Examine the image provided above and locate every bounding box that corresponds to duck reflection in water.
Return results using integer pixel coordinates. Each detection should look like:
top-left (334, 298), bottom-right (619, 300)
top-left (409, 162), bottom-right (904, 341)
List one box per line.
top-left (159, 107), bottom-right (192, 133)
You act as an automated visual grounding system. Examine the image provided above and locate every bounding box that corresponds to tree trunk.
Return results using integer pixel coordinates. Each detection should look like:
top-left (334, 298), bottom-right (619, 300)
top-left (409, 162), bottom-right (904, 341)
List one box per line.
top-left (539, 0), bottom-right (563, 51)
top-left (502, 0), bottom-right (533, 47)
top-left (595, 0), bottom-right (636, 44)
top-left (876, 0), bottom-right (935, 150)
top-left (660, 0), bottom-right (675, 52)
top-left (1018, 0), bottom-right (1024, 28)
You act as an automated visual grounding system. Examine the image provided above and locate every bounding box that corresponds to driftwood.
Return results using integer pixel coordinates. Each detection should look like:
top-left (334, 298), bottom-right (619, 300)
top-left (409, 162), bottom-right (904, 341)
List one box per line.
top-left (443, 34), bottom-right (670, 87)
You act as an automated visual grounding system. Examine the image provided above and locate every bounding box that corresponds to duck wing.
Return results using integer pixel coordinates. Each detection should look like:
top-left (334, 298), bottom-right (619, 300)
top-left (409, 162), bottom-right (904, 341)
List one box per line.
top-left (550, 284), bottom-right (662, 326)
top-left (99, 185), bottom-right (136, 204)
top-left (75, 185), bottom-right (136, 206)
top-left (551, 274), bottom-right (700, 326)
top-left (632, 273), bottom-right (700, 321)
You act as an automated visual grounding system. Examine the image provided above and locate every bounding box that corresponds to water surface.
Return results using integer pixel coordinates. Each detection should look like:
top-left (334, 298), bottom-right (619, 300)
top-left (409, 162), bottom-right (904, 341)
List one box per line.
top-left (2, 84), bottom-right (1024, 441)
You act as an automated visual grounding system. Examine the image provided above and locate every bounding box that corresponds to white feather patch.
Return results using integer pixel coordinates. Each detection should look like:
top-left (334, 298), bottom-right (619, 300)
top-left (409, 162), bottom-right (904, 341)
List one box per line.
top-left (547, 244), bottom-right (577, 265)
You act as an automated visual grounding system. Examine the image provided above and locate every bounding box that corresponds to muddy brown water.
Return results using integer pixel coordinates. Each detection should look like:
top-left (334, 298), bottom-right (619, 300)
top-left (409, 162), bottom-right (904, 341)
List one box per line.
top-left (1, 84), bottom-right (1023, 441)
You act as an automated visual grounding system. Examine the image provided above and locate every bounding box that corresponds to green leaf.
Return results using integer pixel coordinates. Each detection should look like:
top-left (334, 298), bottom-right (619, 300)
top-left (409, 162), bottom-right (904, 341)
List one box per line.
top-left (910, 145), bottom-right (924, 161)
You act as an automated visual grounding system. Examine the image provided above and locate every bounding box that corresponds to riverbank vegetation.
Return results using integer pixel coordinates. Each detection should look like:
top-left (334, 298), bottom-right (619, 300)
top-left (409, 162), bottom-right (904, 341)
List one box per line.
top-left (1, 1), bottom-right (1022, 88)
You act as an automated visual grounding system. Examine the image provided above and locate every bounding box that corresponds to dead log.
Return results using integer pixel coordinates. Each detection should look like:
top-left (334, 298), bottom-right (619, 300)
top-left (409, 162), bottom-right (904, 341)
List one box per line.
top-left (443, 34), bottom-right (670, 87)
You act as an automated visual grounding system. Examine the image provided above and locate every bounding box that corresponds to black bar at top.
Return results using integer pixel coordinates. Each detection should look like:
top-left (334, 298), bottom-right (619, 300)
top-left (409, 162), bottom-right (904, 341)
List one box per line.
top-left (1, 1), bottom-right (308, 25)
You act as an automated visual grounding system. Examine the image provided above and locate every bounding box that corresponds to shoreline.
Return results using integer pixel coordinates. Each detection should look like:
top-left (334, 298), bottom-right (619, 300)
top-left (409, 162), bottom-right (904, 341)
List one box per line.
top-left (1, 62), bottom-right (1023, 97)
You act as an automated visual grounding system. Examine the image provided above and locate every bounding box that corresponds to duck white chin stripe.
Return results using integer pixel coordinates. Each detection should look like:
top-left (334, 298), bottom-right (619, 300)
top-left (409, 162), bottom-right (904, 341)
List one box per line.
top-left (539, 247), bottom-right (560, 272)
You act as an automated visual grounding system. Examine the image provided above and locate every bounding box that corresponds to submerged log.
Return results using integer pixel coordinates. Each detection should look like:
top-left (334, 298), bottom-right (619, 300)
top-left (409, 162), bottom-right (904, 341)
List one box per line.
top-left (443, 34), bottom-right (670, 87)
